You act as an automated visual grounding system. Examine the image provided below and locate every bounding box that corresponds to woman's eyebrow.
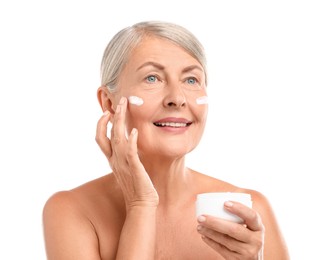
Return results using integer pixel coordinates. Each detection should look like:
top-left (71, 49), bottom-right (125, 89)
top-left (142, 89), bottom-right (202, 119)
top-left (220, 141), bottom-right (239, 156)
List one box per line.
top-left (182, 65), bottom-right (204, 74)
top-left (136, 61), bottom-right (165, 71)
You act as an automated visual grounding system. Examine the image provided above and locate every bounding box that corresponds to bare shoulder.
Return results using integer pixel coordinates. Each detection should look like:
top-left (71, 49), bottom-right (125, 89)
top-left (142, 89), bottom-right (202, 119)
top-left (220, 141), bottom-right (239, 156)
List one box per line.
top-left (43, 189), bottom-right (78, 218)
top-left (189, 168), bottom-right (235, 191)
top-left (43, 174), bottom-right (124, 259)
top-left (235, 187), bottom-right (278, 222)
top-left (234, 188), bottom-right (290, 258)
top-left (42, 188), bottom-right (100, 259)
top-left (43, 174), bottom-right (118, 215)
top-left (190, 169), bottom-right (272, 206)
top-left (42, 173), bottom-right (115, 234)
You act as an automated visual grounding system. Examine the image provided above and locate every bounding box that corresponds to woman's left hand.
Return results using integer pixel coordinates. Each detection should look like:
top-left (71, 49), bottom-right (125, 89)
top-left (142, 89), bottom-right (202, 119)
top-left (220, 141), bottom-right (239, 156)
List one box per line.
top-left (197, 201), bottom-right (265, 260)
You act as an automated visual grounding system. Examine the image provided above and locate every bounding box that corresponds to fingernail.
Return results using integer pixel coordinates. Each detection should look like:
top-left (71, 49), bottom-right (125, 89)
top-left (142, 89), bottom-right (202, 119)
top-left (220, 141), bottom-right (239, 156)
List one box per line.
top-left (224, 201), bottom-right (234, 207)
top-left (197, 215), bottom-right (206, 222)
top-left (103, 110), bottom-right (109, 116)
top-left (131, 128), bottom-right (137, 135)
top-left (197, 225), bottom-right (202, 231)
top-left (119, 96), bottom-right (126, 104)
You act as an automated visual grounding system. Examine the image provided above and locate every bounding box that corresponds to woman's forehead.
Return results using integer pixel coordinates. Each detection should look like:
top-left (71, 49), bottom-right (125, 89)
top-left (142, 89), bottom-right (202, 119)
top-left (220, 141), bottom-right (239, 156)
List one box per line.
top-left (128, 36), bottom-right (202, 70)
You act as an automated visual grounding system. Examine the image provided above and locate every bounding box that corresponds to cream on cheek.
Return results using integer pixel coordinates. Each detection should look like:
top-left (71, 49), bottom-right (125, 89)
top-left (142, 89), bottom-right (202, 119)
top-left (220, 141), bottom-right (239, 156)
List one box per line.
top-left (196, 95), bottom-right (208, 105)
top-left (128, 96), bottom-right (144, 106)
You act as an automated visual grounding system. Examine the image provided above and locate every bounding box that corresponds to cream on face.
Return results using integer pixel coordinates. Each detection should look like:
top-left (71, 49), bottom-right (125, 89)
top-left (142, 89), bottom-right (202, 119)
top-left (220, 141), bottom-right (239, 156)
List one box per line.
top-left (196, 96), bottom-right (208, 105)
top-left (128, 96), bottom-right (144, 106)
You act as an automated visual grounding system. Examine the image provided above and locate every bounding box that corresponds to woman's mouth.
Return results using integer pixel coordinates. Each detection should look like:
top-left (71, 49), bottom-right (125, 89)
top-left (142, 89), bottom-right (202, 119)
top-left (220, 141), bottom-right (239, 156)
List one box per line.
top-left (153, 122), bottom-right (192, 128)
top-left (153, 117), bottom-right (192, 128)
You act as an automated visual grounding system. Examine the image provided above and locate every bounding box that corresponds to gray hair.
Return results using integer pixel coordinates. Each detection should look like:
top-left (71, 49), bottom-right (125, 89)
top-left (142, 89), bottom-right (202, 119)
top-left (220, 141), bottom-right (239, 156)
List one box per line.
top-left (100, 21), bottom-right (208, 93)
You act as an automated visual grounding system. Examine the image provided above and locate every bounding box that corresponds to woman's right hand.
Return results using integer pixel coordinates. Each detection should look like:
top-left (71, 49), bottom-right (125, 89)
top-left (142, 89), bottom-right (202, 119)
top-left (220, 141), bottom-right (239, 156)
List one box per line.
top-left (95, 96), bottom-right (159, 210)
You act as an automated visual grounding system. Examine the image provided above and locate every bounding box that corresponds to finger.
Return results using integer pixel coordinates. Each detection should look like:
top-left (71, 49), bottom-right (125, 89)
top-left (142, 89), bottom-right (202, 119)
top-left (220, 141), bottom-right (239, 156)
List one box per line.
top-left (127, 128), bottom-right (153, 187)
top-left (198, 216), bottom-right (263, 257)
top-left (224, 201), bottom-right (264, 231)
top-left (197, 215), bottom-right (250, 242)
top-left (127, 128), bottom-right (158, 207)
top-left (111, 97), bottom-right (127, 147)
top-left (201, 235), bottom-right (241, 259)
top-left (197, 225), bottom-right (243, 253)
top-left (95, 111), bottom-right (112, 158)
top-left (127, 128), bottom-right (144, 172)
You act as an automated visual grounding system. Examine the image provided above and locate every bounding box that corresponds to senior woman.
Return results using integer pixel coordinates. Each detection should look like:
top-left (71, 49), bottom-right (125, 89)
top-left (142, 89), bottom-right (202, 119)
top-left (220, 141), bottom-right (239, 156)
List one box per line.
top-left (43, 21), bottom-right (289, 259)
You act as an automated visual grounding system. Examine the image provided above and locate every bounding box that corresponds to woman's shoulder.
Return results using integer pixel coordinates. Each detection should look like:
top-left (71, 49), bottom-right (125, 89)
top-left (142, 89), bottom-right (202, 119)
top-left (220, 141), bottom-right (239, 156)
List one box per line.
top-left (190, 168), bottom-right (240, 192)
top-left (190, 168), bottom-right (270, 204)
top-left (42, 174), bottom-right (125, 259)
top-left (43, 173), bottom-right (123, 220)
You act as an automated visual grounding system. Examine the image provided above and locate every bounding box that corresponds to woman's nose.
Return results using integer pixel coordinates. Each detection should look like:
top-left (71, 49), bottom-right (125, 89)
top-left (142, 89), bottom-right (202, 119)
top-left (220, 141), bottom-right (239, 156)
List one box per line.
top-left (163, 83), bottom-right (187, 108)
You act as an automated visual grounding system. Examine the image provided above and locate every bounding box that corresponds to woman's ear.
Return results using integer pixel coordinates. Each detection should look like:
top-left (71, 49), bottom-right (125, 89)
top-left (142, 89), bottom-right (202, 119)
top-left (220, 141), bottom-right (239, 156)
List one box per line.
top-left (97, 86), bottom-right (115, 114)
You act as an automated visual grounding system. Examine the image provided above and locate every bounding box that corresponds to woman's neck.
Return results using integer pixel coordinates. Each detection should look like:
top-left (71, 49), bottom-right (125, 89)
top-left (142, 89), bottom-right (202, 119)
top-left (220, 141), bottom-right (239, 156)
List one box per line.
top-left (141, 155), bottom-right (194, 207)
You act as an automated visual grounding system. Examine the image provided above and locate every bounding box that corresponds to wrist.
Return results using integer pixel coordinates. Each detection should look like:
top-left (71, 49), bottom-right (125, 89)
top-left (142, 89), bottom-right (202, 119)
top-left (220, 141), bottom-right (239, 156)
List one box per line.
top-left (126, 202), bottom-right (159, 214)
top-left (126, 195), bottom-right (159, 209)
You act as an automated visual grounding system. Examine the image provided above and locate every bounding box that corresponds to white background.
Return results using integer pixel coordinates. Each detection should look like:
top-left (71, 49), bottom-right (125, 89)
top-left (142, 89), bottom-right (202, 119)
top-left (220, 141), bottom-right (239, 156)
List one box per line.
top-left (0, 0), bottom-right (323, 259)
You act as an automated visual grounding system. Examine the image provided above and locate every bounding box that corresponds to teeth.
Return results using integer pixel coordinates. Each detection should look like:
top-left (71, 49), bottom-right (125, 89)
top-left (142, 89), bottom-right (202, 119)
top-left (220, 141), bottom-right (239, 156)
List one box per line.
top-left (154, 122), bottom-right (188, 127)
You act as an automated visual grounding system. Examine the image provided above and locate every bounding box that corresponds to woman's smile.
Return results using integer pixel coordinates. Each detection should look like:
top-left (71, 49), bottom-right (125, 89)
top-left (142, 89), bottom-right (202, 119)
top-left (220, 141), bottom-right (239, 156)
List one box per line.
top-left (153, 117), bottom-right (192, 133)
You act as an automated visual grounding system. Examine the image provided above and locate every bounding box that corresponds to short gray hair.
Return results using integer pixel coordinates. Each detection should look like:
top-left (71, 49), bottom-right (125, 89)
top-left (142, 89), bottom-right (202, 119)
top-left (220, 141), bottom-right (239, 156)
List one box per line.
top-left (100, 21), bottom-right (208, 93)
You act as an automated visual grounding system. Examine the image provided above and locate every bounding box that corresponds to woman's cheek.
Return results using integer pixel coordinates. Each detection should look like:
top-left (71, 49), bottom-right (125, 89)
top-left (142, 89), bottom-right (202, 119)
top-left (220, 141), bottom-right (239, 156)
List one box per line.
top-left (126, 96), bottom-right (149, 133)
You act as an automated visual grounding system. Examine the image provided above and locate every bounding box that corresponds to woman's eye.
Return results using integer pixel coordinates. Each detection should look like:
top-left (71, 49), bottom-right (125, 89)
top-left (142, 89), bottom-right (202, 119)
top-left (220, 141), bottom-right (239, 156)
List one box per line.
top-left (187, 77), bottom-right (197, 85)
top-left (146, 75), bottom-right (157, 83)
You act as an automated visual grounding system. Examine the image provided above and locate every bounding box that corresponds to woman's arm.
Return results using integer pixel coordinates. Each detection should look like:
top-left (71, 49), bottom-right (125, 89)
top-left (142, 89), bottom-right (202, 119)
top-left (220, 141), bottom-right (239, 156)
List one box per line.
top-left (96, 97), bottom-right (159, 259)
top-left (116, 206), bottom-right (157, 259)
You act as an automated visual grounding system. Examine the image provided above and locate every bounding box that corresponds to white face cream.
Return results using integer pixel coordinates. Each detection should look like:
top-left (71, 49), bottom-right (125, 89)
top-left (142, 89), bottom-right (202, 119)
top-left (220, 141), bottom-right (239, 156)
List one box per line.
top-left (196, 96), bottom-right (208, 105)
top-left (128, 96), bottom-right (144, 106)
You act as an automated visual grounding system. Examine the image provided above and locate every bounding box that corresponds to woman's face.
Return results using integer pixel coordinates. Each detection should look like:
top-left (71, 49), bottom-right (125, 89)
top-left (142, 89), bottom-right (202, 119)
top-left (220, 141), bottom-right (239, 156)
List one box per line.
top-left (112, 36), bottom-right (208, 158)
